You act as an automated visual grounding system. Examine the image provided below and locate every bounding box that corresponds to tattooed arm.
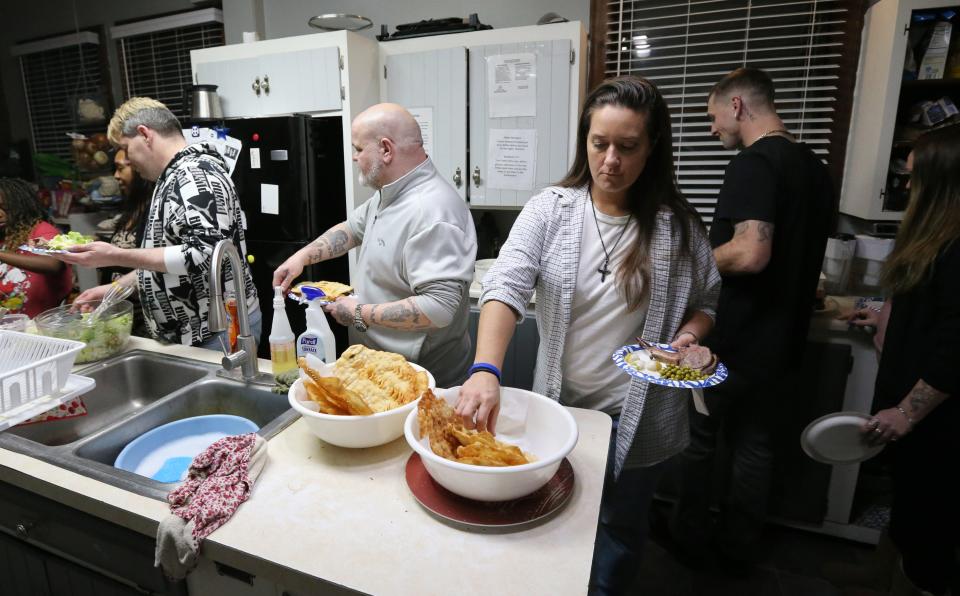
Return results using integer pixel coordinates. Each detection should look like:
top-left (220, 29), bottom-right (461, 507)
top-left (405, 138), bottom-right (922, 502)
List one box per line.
top-left (713, 219), bottom-right (774, 275)
top-left (271, 223), bottom-right (358, 291)
top-left (862, 379), bottom-right (950, 444)
top-left (323, 296), bottom-right (436, 331)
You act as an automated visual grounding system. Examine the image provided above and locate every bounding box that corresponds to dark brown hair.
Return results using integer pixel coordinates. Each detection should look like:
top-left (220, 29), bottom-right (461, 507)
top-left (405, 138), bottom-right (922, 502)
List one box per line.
top-left (0, 177), bottom-right (47, 250)
top-left (709, 67), bottom-right (776, 111)
top-left (881, 125), bottom-right (960, 294)
top-left (558, 76), bottom-right (703, 310)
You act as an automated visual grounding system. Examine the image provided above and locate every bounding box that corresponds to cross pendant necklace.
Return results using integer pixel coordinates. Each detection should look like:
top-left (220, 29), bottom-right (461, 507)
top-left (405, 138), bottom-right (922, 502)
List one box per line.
top-left (598, 259), bottom-right (612, 283)
top-left (590, 195), bottom-right (631, 283)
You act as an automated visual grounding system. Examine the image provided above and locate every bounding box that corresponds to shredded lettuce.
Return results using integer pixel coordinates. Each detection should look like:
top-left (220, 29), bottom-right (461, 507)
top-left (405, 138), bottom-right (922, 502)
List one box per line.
top-left (44, 312), bottom-right (133, 363)
top-left (46, 231), bottom-right (94, 250)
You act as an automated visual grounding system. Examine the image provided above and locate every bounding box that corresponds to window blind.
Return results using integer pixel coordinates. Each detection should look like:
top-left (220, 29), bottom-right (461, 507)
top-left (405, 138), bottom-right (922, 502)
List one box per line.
top-left (594, 0), bottom-right (864, 223)
top-left (113, 9), bottom-right (225, 120)
top-left (13, 32), bottom-right (106, 161)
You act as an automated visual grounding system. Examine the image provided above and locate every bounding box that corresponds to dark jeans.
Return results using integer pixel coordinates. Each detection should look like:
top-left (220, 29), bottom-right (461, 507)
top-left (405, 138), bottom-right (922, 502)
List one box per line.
top-left (671, 375), bottom-right (780, 560)
top-left (588, 417), bottom-right (672, 595)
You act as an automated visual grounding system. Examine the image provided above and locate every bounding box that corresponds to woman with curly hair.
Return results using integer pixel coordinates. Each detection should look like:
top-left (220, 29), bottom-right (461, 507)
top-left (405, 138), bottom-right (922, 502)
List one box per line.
top-left (0, 178), bottom-right (73, 316)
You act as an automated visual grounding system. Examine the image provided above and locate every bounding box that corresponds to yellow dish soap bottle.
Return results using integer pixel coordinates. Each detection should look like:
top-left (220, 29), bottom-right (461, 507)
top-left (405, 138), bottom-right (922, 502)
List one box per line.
top-left (269, 286), bottom-right (297, 374)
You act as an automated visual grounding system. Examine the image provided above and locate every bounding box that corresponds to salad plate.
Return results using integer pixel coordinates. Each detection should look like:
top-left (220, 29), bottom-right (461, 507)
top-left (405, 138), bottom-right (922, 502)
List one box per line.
top-left (19, 231), bottom-right (94, 255)
top-left (18, 245), bottom-right (71, 255)
top-left (612, 343), bottom-right (728, 389)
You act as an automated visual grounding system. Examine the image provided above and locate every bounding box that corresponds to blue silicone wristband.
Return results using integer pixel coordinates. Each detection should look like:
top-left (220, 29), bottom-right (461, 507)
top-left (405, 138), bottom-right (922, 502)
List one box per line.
top-left (468, 362), bottom-right (502, 382)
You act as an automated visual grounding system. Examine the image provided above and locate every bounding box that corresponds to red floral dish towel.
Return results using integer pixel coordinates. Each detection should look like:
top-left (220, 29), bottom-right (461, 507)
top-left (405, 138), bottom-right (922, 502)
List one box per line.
top-left (155, 432), bottom-right (267, 579)
top-left (16, 397), bottom-right (88, 425)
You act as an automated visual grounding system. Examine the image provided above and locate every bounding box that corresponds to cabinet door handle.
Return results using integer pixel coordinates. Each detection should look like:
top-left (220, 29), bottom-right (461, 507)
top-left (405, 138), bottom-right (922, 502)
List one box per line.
top-left (262, 75), bottom-right (270, 94)
top-left (453, 167), bottom-right (462, 188)
top-left (252, 77), bottom-right (261, 95)
top-left (16, 522), bottom-right (33, 538)
top-left (472, 166), bottom-right (481, 187)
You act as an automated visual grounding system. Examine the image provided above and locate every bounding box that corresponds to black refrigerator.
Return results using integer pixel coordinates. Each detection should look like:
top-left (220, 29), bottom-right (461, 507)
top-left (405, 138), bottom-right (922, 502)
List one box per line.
top-left (225, 115), bottom-right (349, 357)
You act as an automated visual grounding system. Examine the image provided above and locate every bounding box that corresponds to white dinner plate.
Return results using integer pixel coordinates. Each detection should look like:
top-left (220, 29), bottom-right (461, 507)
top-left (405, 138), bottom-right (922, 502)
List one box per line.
top-left (800, 411), bottom-right (884, 465)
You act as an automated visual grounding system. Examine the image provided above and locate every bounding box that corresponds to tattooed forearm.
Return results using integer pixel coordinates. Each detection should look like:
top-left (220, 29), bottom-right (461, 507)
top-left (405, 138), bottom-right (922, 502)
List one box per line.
top-left (903, 379), bottom-right (949, 422)
top-left (329, 230), bottom-right (349, 256)
top-left (370, 299), bottom-right (434, 330)
top-left (308, 237), bottom-right (332, 265)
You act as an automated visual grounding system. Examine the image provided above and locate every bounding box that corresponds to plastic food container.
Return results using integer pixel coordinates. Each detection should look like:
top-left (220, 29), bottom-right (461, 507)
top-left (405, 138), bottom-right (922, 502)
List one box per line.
top-left (821, 237), bottom-right (856, 295)
top-left (0, 314), bottom-right (30, 333)
top-left (850, 235), bottom-right (894, 295)
top-left (35, 300), bottom-right (134, 364)
top-left (473, 258), bottom-right (496, 285)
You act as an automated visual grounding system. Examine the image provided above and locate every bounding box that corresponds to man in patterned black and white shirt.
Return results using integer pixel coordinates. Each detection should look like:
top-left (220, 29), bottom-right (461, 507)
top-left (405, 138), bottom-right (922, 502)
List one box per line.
top-left (60, 97), bottom-right (259, 349)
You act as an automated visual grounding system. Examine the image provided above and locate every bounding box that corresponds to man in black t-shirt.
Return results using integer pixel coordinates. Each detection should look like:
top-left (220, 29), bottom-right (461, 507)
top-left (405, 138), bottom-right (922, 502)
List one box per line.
top-left (666, 68), bottom-right (835, 573)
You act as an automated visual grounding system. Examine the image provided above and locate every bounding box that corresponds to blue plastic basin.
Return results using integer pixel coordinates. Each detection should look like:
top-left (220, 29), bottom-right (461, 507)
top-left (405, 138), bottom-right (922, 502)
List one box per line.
top-left (114, 415), bottom-right (258, 483)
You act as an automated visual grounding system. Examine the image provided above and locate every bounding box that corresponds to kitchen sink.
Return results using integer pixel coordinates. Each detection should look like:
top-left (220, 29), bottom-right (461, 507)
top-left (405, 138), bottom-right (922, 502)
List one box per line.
top-left (0, 350), bottom-right (296, 500)
top-left (76, 379), bottom-right (292, 467)
top-left (5, 352), bottom-right (209, 446)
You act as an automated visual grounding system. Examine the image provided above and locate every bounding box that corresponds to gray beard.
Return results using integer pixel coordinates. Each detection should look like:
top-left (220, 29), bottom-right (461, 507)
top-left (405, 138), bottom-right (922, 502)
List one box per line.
top-left (358, 161), bottom-right (384, 190)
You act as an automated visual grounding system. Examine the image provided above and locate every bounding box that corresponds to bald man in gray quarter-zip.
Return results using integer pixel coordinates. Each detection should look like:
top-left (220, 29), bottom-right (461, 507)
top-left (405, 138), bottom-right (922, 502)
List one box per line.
top-left (272, 104), bottom-right (477, 387)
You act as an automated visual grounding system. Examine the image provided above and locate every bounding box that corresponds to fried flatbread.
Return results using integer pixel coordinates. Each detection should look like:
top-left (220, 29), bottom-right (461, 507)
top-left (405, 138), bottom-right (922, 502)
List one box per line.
top-left (333, 345), bottom-right (428, 409)
top-left (417, 390), bottom-right (460, 459)
top-left (416, 390), bottom-right (532, 466)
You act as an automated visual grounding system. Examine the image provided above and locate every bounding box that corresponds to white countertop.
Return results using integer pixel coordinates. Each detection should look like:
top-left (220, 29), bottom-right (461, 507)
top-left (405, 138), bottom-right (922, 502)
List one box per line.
top-left (0, 336), bottom-right (611, 595)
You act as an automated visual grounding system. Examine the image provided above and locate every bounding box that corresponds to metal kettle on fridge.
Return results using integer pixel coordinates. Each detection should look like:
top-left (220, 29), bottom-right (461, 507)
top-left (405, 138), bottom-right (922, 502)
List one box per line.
top-left (183, 84), bottom-right (223, 121)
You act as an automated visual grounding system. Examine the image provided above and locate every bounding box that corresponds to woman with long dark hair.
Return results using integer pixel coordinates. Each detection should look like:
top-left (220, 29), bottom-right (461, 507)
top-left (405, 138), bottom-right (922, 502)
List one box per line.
top-left (850, 125), bottom-right (960, 596)
top-left (0, 177), bottom-right (73, 316)
top-left (456, 76), bottom-right (721, 593)
top-left (99, 148), bottom-right (153, 284)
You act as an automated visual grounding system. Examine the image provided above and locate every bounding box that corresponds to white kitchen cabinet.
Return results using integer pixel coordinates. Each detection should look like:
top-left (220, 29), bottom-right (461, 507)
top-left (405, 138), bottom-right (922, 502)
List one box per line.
top-left (194, 46), bottom-right (341, 117)
top-left (380, 22), bottom-right (586, 209)
top-left (468, 39), bottom-right (572, 208)
top-left (385, 48), bottom-right (468, 200)
top-left (840, 0), bottom-right (958, 221)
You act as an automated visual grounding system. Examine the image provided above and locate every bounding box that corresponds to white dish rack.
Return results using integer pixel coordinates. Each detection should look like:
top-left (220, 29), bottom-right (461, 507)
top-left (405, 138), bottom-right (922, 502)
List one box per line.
top-left (0, 330), bottom-right (95, 431)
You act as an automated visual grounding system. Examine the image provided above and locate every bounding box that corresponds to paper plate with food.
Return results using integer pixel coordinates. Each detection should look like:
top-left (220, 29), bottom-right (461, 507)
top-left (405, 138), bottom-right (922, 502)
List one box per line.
top-left (19, 231), bottom-right (94, 255)
top-left (287, 280), bottom-right (354, 304)
top-left (613, 339), bottom-right (728, 389)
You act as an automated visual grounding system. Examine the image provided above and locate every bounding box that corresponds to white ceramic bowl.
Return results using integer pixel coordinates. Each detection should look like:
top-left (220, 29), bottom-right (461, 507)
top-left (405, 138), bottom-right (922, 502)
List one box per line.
top-left (288, 364), bottom-right (435, 448)
top-left (404, 386), bottom-right (578, 501)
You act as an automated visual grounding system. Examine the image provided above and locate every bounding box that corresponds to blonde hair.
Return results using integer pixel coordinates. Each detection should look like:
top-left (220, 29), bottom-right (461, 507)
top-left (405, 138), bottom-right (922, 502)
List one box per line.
top-left (107, 97), bottom-right (182, 145)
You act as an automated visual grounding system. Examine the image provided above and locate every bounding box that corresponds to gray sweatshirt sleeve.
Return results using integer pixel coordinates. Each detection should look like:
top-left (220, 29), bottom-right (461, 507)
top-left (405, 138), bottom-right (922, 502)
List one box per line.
top-left (411, 279), bottom-right (466, 328)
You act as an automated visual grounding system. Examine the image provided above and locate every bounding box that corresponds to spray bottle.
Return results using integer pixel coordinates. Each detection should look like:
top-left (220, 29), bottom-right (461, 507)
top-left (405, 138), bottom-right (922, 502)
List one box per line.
top-left (269, 286), bottom-right (297, 374)
top-left (296, 286), bottom-right (337, 363)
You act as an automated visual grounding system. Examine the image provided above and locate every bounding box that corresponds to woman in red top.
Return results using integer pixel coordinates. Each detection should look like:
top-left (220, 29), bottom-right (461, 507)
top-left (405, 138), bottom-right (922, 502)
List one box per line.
top-left (0, 178), bottom-right (74, 317)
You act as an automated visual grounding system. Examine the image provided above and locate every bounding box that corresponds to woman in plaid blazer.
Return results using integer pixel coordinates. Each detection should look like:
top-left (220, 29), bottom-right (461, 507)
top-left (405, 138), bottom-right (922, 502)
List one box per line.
top-left (456, 76), bottom-right (721, 594)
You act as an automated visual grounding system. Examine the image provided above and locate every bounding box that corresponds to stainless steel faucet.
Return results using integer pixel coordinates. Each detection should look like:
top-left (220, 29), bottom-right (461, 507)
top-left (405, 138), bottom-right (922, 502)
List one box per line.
top-left (209, 239), bottom-right (273, 385)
